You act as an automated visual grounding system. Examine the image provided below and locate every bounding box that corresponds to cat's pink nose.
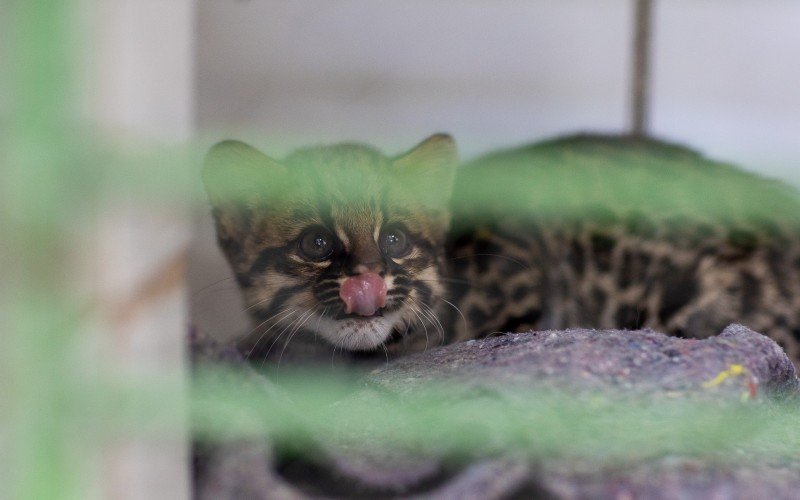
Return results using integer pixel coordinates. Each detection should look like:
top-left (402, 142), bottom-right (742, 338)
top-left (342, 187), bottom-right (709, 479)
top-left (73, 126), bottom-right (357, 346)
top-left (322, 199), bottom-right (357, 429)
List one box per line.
top-left (339, 273), bottom-right (388, 316)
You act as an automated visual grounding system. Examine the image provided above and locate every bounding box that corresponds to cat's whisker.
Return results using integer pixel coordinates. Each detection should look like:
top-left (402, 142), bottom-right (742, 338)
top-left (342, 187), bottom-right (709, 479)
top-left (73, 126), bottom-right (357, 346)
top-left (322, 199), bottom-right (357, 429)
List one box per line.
top-left (264, 304), bottom-right (315, 355)
top-left (262, 310), bottom-right (311, 368)
top-left (190, 276), bottom-right (237, 303)
top-left (392, 314), bottom-right (413, 352)
top-left (278, 307), bottom-right (317, 367)
top-left (246, 296), bottom-right (317, 333)
top-left (412, 277), bottom-right (474, 286)
top-left (407, 305), bottom-right (429, 351)
top-left (433, 295), bottom-right (468, 338)
top-left (408, 277), bottom-right (497, 310)
top-left (243, 307), bottom-right (295, 358)
top-left (419, 302), bottom-right (447, 346)
top-left (309, 307), bottom-right (327, 348)
top-left (242, 296), bottom-right (275, 314)
top-left (242, 288), bottom-right (310, 314)
top-left (246, 308), bottom-right (300, 360)
top-left (246, 311), bottom-right (284, 342)
top-left (412, 299), bottom-right (446, 347)
top-left (314, 306), bottom-right (328, 334)
top-left (251, 308), bottom-right (314, 366)
top-left (449, 252), bottom-right (531, 271)
top-left (341, 331), bottom-right (354, 353)
top-left (380, 343), bottom-right (389, 365)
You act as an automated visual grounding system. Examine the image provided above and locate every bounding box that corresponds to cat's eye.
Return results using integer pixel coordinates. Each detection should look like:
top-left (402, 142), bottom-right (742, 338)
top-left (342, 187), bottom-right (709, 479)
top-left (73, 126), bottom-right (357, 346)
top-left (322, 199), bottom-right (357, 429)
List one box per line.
top-left (298, 227), bottom-right (335, 261)
top-left (381, 225), bottom-right (411, 259)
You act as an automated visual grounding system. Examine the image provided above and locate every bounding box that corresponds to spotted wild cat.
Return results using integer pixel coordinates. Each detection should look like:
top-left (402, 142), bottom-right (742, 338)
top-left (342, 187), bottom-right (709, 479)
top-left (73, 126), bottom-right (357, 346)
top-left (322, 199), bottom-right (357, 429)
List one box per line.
top-left (202, 134), bottom-right (800, 366)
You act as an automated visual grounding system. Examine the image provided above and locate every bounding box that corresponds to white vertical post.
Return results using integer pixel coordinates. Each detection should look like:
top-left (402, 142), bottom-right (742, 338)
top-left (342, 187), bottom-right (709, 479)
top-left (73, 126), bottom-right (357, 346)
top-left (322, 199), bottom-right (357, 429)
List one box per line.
top-left (82, 1), bottom-right (195, 498)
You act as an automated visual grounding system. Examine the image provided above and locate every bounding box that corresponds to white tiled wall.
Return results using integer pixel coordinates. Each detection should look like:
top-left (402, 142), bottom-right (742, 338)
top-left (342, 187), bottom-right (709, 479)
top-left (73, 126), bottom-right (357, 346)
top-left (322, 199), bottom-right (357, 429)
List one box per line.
top-left (197, 0), bottom-right (799, 172)
top-left (651, 0), bottom-right (800, 184)
top-left (197, 0), bottom-right (633, 158)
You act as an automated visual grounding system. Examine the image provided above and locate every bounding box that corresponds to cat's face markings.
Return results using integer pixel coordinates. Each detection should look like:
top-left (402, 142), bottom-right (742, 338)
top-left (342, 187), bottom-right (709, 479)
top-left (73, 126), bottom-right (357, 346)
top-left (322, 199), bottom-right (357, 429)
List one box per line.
top-left (203, 134), bottom-right (457, 352)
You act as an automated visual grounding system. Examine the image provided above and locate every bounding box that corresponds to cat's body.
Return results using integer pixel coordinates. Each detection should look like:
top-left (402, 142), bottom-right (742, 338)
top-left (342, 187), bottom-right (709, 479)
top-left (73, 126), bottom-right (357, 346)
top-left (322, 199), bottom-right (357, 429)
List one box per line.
top-left (203, 134), bottom-right (800, 367)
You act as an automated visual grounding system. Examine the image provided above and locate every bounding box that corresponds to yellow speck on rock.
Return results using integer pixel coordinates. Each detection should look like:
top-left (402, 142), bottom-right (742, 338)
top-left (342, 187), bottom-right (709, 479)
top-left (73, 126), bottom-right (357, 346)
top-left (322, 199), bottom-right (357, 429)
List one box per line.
top-left (702, 364), bottom-right (747, 389)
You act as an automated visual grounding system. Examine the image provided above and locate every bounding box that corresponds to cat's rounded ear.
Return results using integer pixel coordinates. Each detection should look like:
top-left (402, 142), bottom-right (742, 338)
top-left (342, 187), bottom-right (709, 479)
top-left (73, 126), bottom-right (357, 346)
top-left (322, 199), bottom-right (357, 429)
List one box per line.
top-left (393, 134), bottom-right (458, 197)
top-left (202, 140), bottom-right (287, 207)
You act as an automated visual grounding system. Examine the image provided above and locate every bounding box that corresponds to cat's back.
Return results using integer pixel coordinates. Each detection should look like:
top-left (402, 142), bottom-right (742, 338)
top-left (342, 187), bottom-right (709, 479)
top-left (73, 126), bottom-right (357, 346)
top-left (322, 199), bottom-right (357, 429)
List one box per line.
top-left (453, 134), bottom-right (800, 229)
top-left (447, 135), bottom-right (800, 362)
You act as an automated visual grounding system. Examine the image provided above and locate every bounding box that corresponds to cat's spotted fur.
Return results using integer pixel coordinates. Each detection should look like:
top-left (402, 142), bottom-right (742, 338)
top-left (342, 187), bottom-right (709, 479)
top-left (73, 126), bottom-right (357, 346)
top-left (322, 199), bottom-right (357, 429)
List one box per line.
top-left (203, 134), bottom-right (800, 366)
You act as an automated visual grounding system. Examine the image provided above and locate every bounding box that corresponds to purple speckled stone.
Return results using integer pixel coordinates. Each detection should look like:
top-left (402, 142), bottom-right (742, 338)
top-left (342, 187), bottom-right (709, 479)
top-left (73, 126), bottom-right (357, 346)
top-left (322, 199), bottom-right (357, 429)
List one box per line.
top-left (192, 324), bottom-right (800, 500)
top-left (368, 324), bottom-right (799, 400)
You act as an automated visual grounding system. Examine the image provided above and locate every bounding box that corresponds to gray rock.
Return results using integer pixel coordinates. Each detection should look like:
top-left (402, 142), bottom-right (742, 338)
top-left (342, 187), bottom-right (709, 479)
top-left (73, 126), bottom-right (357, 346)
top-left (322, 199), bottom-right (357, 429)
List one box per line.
top-left (191, 325), bottom-right (800, 499)
top-left (368, 325), bottom-right (798, 400)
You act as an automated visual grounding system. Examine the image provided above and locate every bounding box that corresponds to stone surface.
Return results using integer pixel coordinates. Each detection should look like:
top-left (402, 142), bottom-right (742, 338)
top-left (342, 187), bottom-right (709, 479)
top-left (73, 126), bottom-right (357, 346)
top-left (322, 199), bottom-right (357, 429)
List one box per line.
top-left (191, 325), bottom-right (800, 499)
top-left (368, 325), bottom-right (798, 400)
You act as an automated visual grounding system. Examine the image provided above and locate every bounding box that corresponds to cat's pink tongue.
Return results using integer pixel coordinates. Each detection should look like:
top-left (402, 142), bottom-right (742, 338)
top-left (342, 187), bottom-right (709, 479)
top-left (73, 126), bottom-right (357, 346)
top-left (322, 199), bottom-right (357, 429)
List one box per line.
top-left (339, 273), bottom-right (388, 316)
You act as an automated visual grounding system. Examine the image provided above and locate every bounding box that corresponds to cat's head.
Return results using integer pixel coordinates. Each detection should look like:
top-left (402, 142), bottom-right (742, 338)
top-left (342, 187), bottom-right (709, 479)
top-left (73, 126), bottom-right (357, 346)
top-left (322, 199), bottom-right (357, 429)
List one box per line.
top-left (203, 134), bottom-right (457, 352)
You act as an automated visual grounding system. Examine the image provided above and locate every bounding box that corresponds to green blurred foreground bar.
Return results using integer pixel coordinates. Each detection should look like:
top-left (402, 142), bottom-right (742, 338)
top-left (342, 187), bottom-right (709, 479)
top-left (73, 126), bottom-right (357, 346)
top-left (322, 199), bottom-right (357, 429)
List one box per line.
top-left (201, 134), bottom-right (800, 228)
top-left (190, 367), bottom-right (800, 462)
top-left (3, 2), bottom-right (83, 499)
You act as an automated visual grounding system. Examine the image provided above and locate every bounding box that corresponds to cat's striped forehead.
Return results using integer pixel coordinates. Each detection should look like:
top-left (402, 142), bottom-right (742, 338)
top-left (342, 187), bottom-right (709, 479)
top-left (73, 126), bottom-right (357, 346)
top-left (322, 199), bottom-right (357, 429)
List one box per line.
top-left (264, 186), bottom-right (428, 249)
top-left (204, 134), bottom-right (457, 259)
top-left (285, 144), bottom-right (391, 201)
top-left (264, 145), bottom-right (394, 243)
